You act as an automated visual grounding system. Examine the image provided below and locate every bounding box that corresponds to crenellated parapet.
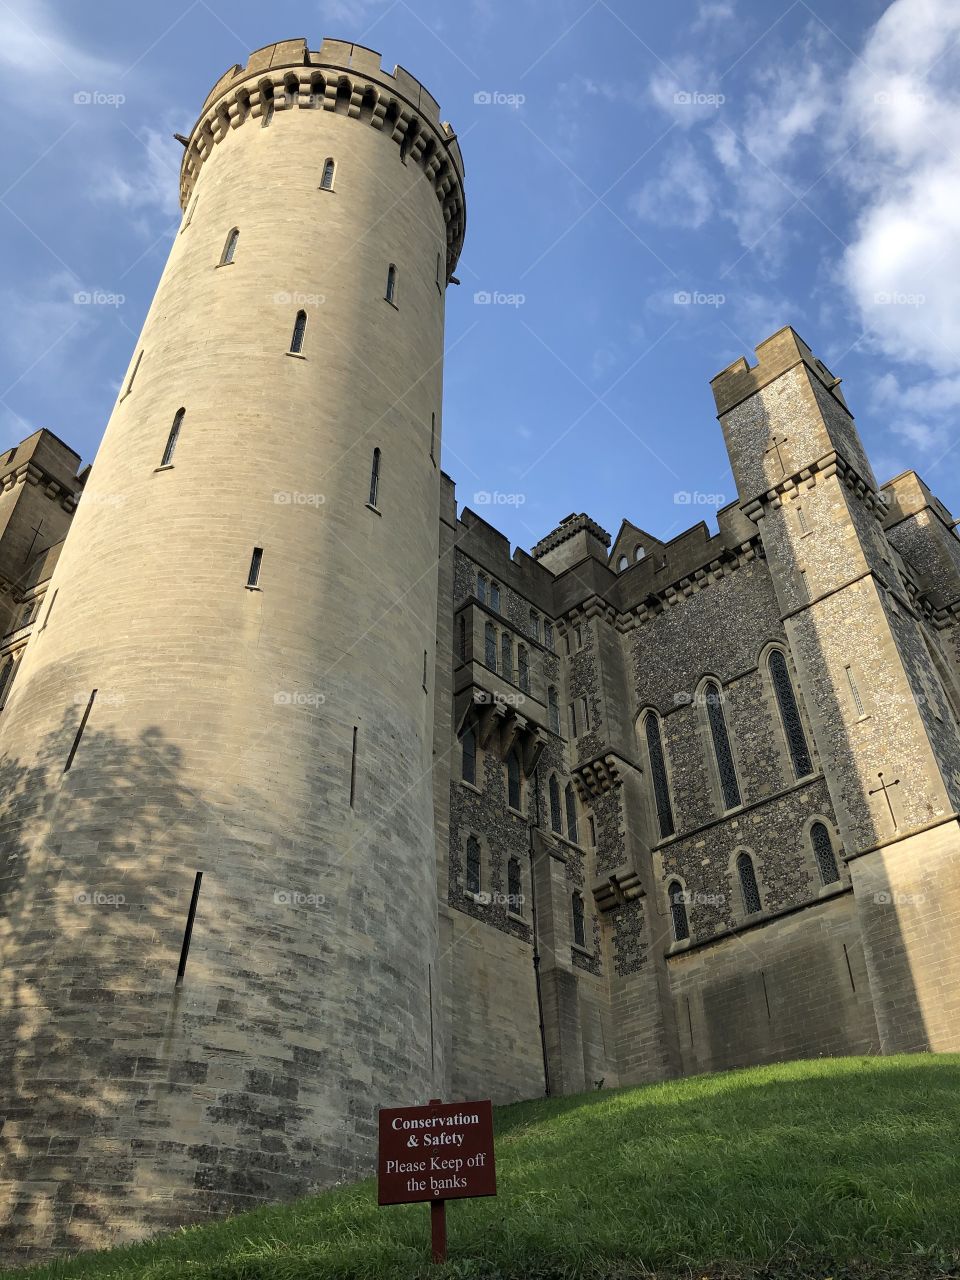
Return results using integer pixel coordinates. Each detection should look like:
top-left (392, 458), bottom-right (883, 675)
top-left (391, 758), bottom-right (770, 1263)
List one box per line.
top-left (179, 37), bottom-right (466, 278)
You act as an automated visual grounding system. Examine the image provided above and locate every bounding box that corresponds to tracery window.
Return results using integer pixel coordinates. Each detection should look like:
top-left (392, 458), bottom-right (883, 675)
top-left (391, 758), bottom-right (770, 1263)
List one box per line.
top-left (737, 851), bottom-right (762, 915)
top-left (669, 880), bottom-right (689, 941)
top-left (769, 649), bottom-right (813, 779)
top-left (811, 821), bottom-right (840, 885)
top-left (705, 681), bottom-right (741, 810)
top-left (644, 711), bottom-right (675, 839)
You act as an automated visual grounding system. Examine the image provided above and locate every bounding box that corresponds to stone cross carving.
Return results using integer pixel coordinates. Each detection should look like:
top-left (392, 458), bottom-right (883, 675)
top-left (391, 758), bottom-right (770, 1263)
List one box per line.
top-left (868, 770), bottom-right (900, 831)
top-left (764, 434), bottom-right (789, 477)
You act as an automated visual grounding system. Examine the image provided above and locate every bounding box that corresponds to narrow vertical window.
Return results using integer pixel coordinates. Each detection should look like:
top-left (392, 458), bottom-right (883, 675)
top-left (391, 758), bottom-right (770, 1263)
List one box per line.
top-left (246, 547), bottom-right (263, 588)
top-left (549, 775), bottom-right (562, 833)
top-left (644, 712), bottom-right (675, 839)
top-left (289, 309), bottom-right (307, 354)
top-left (797, 505), bottom-right (808, 535)
top-left (507, 751), bottom-right (522, 810)
top-left (811, 821), bottom-right (840, 885)
top-left (476, 573), bottom-right (486, 604)
top-left (669, 881), bottom-right (689, 941)
top-left (572, 891), bottom-right (586, 948)
top-left (579, 695), bottom-right (590, 732)
top-left (175, 871), bottom-right (203, 986)
top-left (466, 836), bottom-right (481, 895)
top-left (0, 657), bottom-right (15, 707)
top-left (422, 649), bottom-right (428, 692)
top-left (160, 408), bottom-right (185, 467)
top-left (548, 686), bottom-right (560, 734)
top-left (489, 582), bottom-right (501, 613)
top-left (436, 251), bottom-right (442, 291)
top-left (430, 412), bottom-right (436, 464)
top-left (565, 783), bottom-right (578, 843)
top-left (574, 624), bottom-right (583, 649)
top-left (349, 726), bottom-right (359, 807)
top-left (484, 622), bottom-right (497, 671)
top-left (41, 588), bottom-right (58, 630)
top-left (501, 632), bottom-right (513, 681)
top-left (64, 689), bottom-right (97, 772)
top-left (461, 726), bottom-right (476, 785)
top-left (846, 665), bottom-right (865, 717)
top-left (385, 264), bottom-right (398, 305)
top-left (569, 702), bottom-right (578, 738)
top-left (587, 815), bottom-right (596, 846)
top-left (737, 851), bottom-right (762, 915)
top-left (529, 610), bottom-right (540, 641)
top-left (220, 227), bottom-right (239, 265)
top-left (507, 857), bottom-right (522, 913)
top-left (517, 645), bottom-right (529, 693)
top-left (769, 649), bottom-right (813, 779)
top-left (544, 621), bottom-right (554, 650)
top-left (124, 350), bottom-right (143, 396)
top-left (458, 615), bottom-right (466, 663)
top-left (181, 193), bottom-right (199, 231)
top-left (320, 158), bottom-right (336, 190)
top-left (705, 681), bottom-right (741, 810)
top-left (368, 448), bottom-right (381, 508)
top-left (261, 93), bottom-right (274, 127)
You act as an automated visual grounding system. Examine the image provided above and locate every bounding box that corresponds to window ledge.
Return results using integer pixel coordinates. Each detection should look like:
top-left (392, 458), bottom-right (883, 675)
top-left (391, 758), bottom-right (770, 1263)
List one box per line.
top-left (464, 890), bottom-right (486, 905)
top-left (571, 943), bottom-right (594, 959)
top-left (366, 503), bottom-right (382, 517)
top-left (154, 464), bottom-right (175, 473)
top-left (318, 187), bottom-right (336, 194)
top-left (460, 780), bottom-right (481, 795)
top-left (286, 351), bottom-right (307, 360)
top-left (383, 297), bottom-right (399, 311)
top-left (507, 806), bottom-right (525, 819)
top-left (666, 938), bottom-right (692, 955)
top-left (245, 585), bottom-right (262, 592)
top-left (507, 910), bottom-right (525, 923)
top-left (216, 261), bottom-right (235, 268)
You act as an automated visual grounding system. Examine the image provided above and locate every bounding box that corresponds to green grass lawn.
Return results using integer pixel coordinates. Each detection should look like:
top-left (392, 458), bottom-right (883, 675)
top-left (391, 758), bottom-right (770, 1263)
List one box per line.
top-left (6, 1054), bottom-right (960, 1280)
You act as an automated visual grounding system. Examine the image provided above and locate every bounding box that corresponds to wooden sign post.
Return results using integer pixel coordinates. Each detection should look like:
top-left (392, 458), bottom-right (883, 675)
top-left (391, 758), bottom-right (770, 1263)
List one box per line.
top-left (378, 1097), bottom-right (497, 1264)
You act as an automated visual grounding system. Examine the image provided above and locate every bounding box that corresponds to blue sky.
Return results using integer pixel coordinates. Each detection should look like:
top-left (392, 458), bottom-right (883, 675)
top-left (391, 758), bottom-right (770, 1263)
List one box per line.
top-left (2, 0), bottom-right (958, 555)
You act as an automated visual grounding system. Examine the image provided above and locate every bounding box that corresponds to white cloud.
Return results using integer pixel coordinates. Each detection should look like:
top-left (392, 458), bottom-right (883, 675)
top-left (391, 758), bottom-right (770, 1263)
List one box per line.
top-left (0, 0), bottom-right (122, 93)
top-left (629, 144), bottom-right (716, 229)
top-left (96, 125), bottom-right (182, 223)
top-left (693, 1), bottom-right (735, 29)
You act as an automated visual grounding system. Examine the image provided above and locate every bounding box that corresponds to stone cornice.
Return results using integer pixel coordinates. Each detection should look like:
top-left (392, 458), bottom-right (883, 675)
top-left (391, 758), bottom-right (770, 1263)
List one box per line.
top-left (741, 452), bottom-right (886, 524)
top-left (2, 460), bottom-right (79, 514)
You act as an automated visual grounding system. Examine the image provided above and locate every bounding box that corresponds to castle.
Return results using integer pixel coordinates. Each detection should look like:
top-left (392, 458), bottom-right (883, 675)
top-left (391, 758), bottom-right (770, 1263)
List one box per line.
top-left (2, 35), bottom-right (960, 1265)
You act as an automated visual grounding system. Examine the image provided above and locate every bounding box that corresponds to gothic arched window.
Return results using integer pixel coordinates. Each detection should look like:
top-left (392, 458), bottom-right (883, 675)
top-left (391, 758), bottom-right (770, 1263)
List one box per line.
top-left (544, 621), bottom-right (555, 651)
top-left (705, 681), bottom-right (741, 810)
top-left (529, 610), bottom-right (540, 641)
top-left (507, 751), bottom-right (522, 810)
top-left (385, 263), bottom-right (398, 305)
top-left (461, 726), bottom-right (476, 785)
top-left (644, 711), bottom-right (675, 839)
top-left (508, 856), bottom-right (522, 913)
top-left (737, 851), bottom-right (762, 915)
top-left (220, 227), bottom-right (239, 265)
top-left (517, 645), bottom-right (529, 693)
top-left (548, 686), bottom-right (560, 734)
top-left (811, 821), bottom-right (840, 885)
top-left (466, 836), bottom-right (481, 895)
top-left (769, 649), bottom-right (813, 779)
top-left (489, 582), bottom-right (501, 613)
top-left (476, 573), bottom-right (487, 604)
top-left (290, 309), bottom-right (307, 354)
top-left (0, 656), bottom-right (15, 706)
top-left (572, 891), bottom-right (586, 947)
top-left (368, 448), bottom-right (381, 508)
top-left (549, 775), bottom-right (562, 833)
top-left (320, 158), bottom-right (336, 190)
top-left (669, 880), bottom-right (689, 941)
top-left (565, 783), bottom-right (579, 843)
top-left (484, 622), bottom-right (497, 671)
top-left (501, 632), bottom-right (513, 682)
top-left (161, 408), bottom-right (185, 467)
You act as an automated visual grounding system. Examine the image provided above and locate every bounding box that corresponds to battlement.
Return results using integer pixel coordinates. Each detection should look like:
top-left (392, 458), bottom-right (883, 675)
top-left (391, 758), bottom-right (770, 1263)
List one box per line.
top-left (710, 325), bottom-right (850, 418)
top-left (180, 37), bottom-right (466, 277)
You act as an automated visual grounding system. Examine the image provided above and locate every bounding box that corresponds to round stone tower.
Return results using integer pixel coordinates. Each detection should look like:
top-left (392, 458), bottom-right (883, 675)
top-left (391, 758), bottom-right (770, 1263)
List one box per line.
top-left (0, 37), bottom-right (464, 1261)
